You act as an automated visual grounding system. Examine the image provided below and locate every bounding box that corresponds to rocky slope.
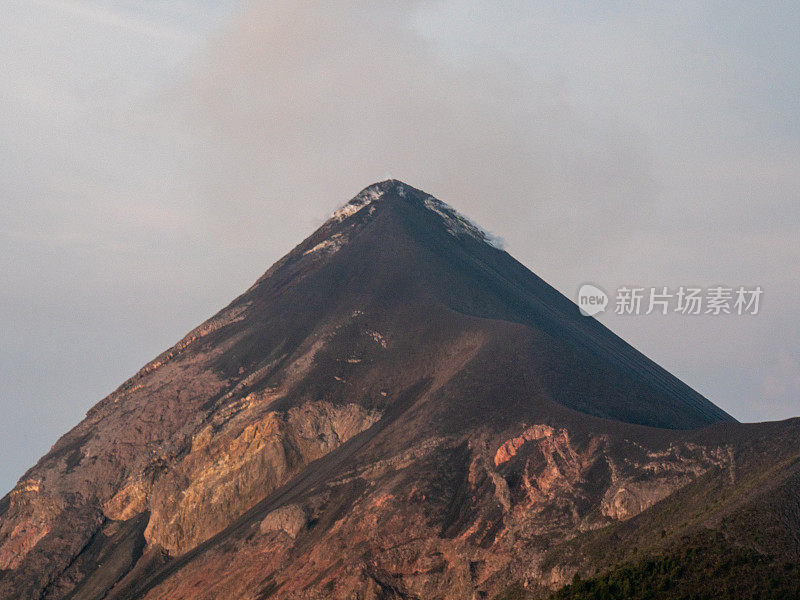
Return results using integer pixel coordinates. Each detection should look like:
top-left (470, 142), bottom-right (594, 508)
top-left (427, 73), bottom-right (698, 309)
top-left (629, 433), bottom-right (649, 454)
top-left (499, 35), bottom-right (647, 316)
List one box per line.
top-left (2, 180), bottom-right (794, 600)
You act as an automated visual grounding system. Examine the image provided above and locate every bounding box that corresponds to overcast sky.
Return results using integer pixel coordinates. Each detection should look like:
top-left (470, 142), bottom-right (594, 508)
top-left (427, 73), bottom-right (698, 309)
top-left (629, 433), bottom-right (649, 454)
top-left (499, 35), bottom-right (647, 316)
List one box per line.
top-left (1, 0), bottom-right (799, 495)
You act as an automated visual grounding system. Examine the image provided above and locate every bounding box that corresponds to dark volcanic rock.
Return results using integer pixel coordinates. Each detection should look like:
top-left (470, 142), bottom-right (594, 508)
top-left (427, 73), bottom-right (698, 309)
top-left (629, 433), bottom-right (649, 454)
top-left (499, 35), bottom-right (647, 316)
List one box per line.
top-left (3, 180), bottom-right (794, 600)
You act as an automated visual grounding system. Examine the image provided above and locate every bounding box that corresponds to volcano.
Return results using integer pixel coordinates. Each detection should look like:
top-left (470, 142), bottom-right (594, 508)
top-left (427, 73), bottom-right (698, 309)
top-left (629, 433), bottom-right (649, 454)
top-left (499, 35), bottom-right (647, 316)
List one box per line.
top-left (2, 181), bottom-right (798, 600)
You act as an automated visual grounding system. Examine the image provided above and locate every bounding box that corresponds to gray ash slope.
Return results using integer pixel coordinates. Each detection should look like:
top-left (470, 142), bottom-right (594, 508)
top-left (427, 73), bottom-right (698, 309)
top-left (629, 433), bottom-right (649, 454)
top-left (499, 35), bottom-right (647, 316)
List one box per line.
top-left (208, 179), bottom-right (733, 429)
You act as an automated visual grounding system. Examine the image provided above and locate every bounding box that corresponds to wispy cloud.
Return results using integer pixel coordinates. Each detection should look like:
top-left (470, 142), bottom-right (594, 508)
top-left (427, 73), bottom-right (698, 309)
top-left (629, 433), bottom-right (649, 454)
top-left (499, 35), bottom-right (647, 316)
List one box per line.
top-left (26, 0), bottom-right (194, 41)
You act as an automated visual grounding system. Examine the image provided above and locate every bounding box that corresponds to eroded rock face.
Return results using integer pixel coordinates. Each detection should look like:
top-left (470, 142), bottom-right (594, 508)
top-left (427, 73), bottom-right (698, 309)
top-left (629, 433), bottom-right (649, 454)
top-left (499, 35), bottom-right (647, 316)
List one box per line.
top-left (492, 424), bottom-right (733, 537)
top-left (600, 442), bottom-right (732, 521)
top-left (107, 400), bottom-right (381, 556)
top-left (494, 424), bottom-right (559, 467)
top-left (260, 504), bottom-right (307, 538)
top-left (0, 481), bottom-right (51, 570)
top-left (121, 419), bottom-right (752, 600)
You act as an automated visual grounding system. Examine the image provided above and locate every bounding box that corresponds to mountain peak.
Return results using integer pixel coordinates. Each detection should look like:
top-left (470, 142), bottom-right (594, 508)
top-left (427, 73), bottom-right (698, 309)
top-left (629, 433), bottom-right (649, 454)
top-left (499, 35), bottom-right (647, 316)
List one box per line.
top-left (328, 180), bottom-right (502, 248)
top-left (328, 180), bottom-right (398, 222)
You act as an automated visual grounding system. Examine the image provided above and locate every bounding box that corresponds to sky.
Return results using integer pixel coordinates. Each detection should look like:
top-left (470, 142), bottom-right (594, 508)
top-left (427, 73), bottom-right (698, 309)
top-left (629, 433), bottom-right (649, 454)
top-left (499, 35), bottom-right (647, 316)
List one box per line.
top-left (1, 0), bottom-right (799, 495)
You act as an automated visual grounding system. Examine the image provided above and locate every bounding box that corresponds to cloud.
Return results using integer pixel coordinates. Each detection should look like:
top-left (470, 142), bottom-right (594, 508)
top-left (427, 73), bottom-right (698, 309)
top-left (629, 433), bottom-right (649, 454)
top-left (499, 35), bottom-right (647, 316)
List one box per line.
top-left (26, 0), bottom-right (194, 42)
top-left (0, 0), bottom-right (238, 496)
top-left (178, 1), bottom-right (655, 252)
